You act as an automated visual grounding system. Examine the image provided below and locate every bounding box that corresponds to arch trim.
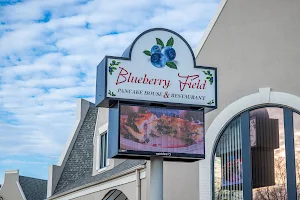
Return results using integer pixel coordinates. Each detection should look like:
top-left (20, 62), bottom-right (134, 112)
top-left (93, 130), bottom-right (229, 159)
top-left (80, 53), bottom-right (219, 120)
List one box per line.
top-left (199, 88), bottom-right (300, 199)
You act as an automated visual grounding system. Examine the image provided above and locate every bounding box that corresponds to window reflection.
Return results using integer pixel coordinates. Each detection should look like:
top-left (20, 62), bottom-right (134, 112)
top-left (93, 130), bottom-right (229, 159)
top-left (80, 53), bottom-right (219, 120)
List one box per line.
top-left (213, 107), bottom-right (288, 200)
top-left (251, 108), bottom-right (287, 200)
top-left (214, 117), bottom-right (243, 199)
top-left (293, 112), bottom-right (300, 199)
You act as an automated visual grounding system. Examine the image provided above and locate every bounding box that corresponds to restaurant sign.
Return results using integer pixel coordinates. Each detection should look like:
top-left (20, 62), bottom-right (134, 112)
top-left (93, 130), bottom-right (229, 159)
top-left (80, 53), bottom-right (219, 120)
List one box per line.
top-left (96, 28), bottom-right (217, 109)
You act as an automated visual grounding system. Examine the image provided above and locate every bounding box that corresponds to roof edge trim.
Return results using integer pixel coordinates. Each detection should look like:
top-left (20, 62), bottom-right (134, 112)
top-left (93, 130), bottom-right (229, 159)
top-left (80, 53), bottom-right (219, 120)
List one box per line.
top-left (16, 181), bottom-right (27, 200)
top-left (48, 164), bottom-right (145, 199)
top-left (194, 0), bottom-right (228, 58)
top-left (5, 170), bottom-right (19, 174)
top-left (47, 99), bottom-right (93, 198)
top-left (57, 99), bottom-right (93, 166)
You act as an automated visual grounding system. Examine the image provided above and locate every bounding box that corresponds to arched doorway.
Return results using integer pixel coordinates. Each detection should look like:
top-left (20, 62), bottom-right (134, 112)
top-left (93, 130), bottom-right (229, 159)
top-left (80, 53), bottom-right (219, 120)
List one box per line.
top-left (102, 189), bottom-right (128, 200)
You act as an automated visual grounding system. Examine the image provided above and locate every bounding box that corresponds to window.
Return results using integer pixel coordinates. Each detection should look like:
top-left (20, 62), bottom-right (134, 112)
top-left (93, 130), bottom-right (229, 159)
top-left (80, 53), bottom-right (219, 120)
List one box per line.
top-left (96, 127), bottom-right (109, 171)
top-left (103, 189), bottom-right (128, 200)
top-left (100, 132), bottom-right (108, 169)
top-left (293, 112), bottom-right (300, 199)
top-left (214, 117), bottom-right (243, 199)
top-left (212, 106), bottom-right (299, 200)
top-left (251, 108), bottom-right (286, 199)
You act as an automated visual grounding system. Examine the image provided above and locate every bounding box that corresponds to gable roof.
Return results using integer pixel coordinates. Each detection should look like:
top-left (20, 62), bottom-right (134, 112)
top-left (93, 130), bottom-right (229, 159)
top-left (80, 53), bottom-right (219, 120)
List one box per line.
top-left (194, 0), bottom-right (227, 58)
top-left (52, 106), bottom-right (145, 197)
top-left (19, 176), bottom-right (47, 200)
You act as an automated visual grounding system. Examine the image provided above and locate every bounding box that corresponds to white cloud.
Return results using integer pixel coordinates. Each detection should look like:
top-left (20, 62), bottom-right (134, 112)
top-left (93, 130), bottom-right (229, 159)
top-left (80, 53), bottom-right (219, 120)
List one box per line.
top-left (0, 159), bottom-right (47, 165)
top-left (0, 0), bottom-right (220, 181)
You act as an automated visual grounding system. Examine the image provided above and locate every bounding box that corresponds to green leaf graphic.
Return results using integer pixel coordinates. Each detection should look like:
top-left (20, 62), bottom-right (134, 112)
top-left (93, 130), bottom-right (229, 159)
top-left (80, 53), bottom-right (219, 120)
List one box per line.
top-left (156, 38), bottom-right (164, 48)
top-left (203, 71), bottom-right (208, 75)
top-left (207, 99), bottom-right (214, 105)
top-left (166, 37), bottom-right (174, 47)
top-left (143, 50), bottom-right (151, 56)
top-left (166, 62), bottom-right (177, 69)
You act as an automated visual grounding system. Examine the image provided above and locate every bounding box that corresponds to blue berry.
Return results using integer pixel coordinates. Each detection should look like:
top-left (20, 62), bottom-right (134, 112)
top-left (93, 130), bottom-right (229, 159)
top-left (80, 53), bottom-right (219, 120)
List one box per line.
top-left (150, 53), bottom-right (167, 68)
top-left (161, 46), bottom-right (176, 61)
top-left (151, 45), bottom-right (162, 54)
top-left (109, 67), bottom-right (113, 72)
top-left (210, 77), bottom-right (213, 83)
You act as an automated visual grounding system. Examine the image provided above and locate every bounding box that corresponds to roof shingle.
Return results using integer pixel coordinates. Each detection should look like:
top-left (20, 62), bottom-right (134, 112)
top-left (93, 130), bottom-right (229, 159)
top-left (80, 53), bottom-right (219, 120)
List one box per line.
top-left (19, 176), bottom-right (47, 200)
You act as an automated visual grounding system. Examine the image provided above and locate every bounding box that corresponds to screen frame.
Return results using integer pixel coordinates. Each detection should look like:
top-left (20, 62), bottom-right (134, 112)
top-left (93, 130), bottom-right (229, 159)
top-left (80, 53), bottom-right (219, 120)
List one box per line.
top-left (117, 102), bottom-right (205, 160)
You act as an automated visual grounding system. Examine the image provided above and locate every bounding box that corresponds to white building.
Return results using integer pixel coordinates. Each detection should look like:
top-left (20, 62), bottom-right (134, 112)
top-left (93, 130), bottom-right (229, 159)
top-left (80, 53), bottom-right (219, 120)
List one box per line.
top-left (44, 0), bottom-right (300, 199)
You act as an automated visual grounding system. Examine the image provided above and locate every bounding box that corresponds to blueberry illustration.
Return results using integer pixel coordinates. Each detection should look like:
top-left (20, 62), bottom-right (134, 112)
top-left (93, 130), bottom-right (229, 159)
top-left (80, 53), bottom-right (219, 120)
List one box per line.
top-left (109, 67), bottom-right (113, 72)
top-left (150, 53), bottom-right (167, 68)
top-left (210, 77), bottom-right (213, 83)
top-left (151, 45), bottom-right (162, 54)
top-left (161, 46), bottom-right (176, 61)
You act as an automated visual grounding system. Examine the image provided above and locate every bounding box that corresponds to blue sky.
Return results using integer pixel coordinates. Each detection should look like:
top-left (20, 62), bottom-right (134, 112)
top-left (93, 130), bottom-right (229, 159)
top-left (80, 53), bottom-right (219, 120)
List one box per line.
top-left (0, 0), bottom-right (220, 184)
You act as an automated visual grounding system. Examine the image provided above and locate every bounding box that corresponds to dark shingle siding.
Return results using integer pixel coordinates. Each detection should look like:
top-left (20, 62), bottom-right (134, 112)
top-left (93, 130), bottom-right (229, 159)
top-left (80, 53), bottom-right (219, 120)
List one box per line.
top-left (52, 106), bottom-right (146, 196)
top-left (19, 176), bottom-right (47, 200)
top-left (54, 107), bottom-right (98, 194)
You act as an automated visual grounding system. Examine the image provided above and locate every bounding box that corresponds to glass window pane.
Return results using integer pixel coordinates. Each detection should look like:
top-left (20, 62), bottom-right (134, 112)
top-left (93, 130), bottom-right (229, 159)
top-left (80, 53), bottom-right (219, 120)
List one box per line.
top-left (251, 108), bottom-right (287, 199)
top-left (100, 132), bottom-right (108, 169)
top-left (104, 133), bottom-right (107, 167)
top-left (214, 117), bottom-right (243, 199)
top-left (293, 112), bottom-right (300, 199)
top-left (100, 133), bottom-right (107, 168)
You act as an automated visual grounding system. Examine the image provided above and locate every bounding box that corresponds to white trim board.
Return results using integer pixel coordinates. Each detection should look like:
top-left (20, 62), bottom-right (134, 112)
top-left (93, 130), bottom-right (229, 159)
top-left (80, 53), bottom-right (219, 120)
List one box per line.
top-left (5, 170), bottom-right (18, 174)
top-left (98, 123), bottom-right (108, 134)
top-left (16, 181), bottom-right (27, 200)
top-left (57, 99), bottom-right (91, 165)
top-left (194, 0), bottom-right (228, 58)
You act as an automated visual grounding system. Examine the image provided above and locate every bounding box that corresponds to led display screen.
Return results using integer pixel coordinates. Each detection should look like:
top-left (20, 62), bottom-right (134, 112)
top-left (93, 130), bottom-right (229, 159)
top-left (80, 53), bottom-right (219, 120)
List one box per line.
top-left (118, 104), bottom-right (204, 158)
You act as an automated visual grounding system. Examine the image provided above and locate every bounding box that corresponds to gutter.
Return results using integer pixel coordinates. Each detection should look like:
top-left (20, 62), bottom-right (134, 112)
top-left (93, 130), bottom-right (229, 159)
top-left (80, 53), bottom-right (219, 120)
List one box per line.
top-left (48, 164), bottom-right (146, 200)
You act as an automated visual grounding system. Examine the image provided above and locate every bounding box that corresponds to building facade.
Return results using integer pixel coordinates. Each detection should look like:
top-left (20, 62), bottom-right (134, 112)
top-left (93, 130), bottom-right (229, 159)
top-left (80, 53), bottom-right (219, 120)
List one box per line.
top-left (47, 0), bottom-right (300, 199)
top-left (196, 0), bottom-right (300, 199)
top-left (47, 99), bottom-right (200, 200)
top-left (0, 170), bottom-right (47, 200)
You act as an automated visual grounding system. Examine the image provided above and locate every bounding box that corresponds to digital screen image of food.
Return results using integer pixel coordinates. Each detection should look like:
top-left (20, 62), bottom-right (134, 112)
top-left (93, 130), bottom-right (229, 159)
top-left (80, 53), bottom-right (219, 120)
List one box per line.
top-left (120, 105), bottom-right (204, 155)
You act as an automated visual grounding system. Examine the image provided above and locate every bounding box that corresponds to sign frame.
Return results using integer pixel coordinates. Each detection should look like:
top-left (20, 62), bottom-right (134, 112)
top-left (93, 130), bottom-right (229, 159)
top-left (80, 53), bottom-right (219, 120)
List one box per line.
top-left (108, 101), bottom-right (206, 162)
top-left (96, 28), bottom-right (218, 113)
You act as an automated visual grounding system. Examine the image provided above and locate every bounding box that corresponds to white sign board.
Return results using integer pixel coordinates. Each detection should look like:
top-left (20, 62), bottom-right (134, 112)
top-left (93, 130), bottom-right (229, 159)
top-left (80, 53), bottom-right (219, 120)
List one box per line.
top-left (96, 29), bottom-right (217, 108)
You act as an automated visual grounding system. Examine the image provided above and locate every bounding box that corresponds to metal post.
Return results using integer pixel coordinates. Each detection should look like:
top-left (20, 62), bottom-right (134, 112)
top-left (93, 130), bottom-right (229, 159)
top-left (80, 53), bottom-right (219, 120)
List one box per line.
top-left (150, 157), bottom-right (163, 200)
top-left (241, 112), bottom-right (252, 200)
top-left (136, 169), bottom-right (141, 200)
top-left (284, 108), bottom-right (297, 199)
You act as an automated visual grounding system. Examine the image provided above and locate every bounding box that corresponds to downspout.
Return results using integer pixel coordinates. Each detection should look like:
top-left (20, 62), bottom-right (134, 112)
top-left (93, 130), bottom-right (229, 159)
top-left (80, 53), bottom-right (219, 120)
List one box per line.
top-left (136, 169), bottom-right (141, 200)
